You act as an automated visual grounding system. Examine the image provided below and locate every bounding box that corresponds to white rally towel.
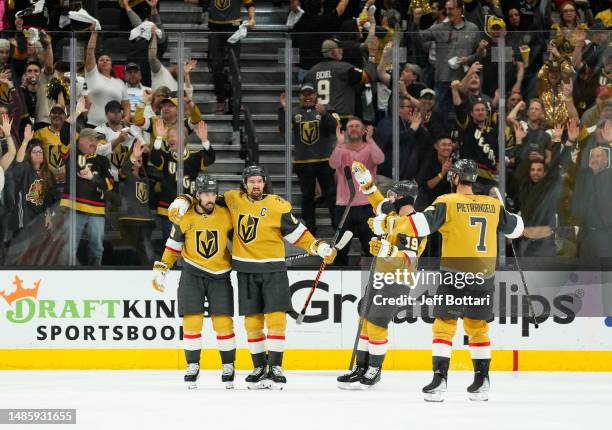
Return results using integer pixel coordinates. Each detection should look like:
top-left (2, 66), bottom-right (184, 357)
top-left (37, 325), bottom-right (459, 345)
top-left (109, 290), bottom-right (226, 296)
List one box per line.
top-left (15, 0), bottom-right (45, 18)
top-left (129, 21), bottom-right (164, 41)
top-left (227, 21), bottom-right (249, 45)
top-left (68, 9), bottom-right (101, 31)
top-left (286, 7), bottom-right (304, 28)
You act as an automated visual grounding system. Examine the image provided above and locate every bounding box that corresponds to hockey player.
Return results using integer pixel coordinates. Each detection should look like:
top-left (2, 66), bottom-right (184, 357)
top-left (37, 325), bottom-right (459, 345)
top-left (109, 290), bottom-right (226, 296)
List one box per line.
top-left (368, 159), bottom-right (523, 401)
top-left (167, 165), bottom-right (337, 389)
top-left (152, 173), bottom-right (236, 390)
top-left (337, 161), bottom-right (426, 389)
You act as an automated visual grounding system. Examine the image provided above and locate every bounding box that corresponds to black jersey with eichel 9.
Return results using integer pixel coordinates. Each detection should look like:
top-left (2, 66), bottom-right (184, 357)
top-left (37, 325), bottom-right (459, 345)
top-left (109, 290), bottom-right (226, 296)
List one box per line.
top-left (304, 60), bottom-right (369, 118)
top-left (219, 189), bottom-right (319, 273)
top-left (149, 147), bottom-right (215, 216)
top-left (386, 193), bottom-right (523, 276)
top-left (161, 204), bottom-right (233, 278)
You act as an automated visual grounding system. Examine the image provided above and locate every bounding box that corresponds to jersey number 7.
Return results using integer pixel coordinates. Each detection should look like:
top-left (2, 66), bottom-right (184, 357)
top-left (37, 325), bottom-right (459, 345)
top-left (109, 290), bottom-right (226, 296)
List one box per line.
top-left (469, 216), bottom-right (487, 252)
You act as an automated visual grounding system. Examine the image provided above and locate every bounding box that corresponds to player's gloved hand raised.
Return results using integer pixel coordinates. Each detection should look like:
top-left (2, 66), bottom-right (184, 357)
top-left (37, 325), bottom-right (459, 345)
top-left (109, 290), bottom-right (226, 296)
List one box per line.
top-left (168, 196), bottom-right (191, 224)
top-left (368, 214), bottom-right (396, 236)
top-left (152, 261), bottom-right (169, 292)
top-left (315, 240), bottom-right (337, 264)
top-left (369, 237), bottom-right (398, 258)
top-left (351, 161), bottom-right (377, 195)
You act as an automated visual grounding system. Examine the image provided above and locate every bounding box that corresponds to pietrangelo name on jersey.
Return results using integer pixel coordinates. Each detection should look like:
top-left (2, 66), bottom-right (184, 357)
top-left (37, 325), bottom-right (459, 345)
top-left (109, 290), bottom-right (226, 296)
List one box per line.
top-left (316, 70), bottom-right (332, 79)
top-left (455, 203), bottom-right (497, 213)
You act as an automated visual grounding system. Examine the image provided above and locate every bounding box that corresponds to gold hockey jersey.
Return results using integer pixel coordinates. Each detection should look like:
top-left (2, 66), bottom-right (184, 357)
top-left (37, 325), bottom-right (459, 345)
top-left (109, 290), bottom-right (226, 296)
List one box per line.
top-left (162, 204), bottom-right (233, 277)
top-left (367, 190), bottom-right (426, 281)
top-left (391, 193), bottom-right (523, 276)
top-left (220, 189), bottom-right (317, 273)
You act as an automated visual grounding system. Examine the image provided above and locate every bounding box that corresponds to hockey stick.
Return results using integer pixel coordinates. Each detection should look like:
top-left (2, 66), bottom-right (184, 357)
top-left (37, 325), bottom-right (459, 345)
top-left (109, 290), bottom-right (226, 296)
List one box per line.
top-left (285, 230), bottom-right (354, 262)
top-left (295, 166), bottom-right (357, 325)
top-left (348, 254), bottom-right (379, 370)
top-left (491, 187), bottom-right (539, 329)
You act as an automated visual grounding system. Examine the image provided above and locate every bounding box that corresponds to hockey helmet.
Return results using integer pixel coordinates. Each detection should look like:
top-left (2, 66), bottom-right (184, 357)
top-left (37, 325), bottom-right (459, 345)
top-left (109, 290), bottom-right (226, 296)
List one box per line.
top-left (242, 165), bottom-right (267, 184)
top-left (447, 159), bottom-right (478, 183)
top-left (388, 180), bottom-right (419, 201)
top-left (194, 173), bottom-right (218, 195)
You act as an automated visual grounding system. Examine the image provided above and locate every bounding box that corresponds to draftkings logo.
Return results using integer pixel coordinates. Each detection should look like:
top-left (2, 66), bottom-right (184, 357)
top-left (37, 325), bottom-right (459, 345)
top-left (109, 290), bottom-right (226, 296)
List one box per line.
top-left (1, 276), bottom-right (41, 322)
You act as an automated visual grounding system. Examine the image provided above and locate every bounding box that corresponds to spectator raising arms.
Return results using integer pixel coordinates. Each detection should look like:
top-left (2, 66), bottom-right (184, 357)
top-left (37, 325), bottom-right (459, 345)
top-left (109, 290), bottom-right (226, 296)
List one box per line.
top-left (329, 117), bottom-right (384, 266)
top-left (84, 24), bottom-right (131, 127)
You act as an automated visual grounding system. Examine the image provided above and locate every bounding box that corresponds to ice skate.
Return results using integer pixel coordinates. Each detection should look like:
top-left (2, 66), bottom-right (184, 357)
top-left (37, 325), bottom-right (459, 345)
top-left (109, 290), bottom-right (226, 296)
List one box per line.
top-left (359, 366), bottom-right (381, 390)
top-left (246, 366), bottom-right (268, 390)
top-left (222, 363), bottom-right (235, 389)
top-left (266, 366), bottom-right (287, 390)
top-left (337, 366), bottom-right (366, 390)
top-left (184, 363), bottom-right (200, 390)
top-left (422, 372), bottom-right (447, 402)
top-left (468, 359), bottom-right (490, 401)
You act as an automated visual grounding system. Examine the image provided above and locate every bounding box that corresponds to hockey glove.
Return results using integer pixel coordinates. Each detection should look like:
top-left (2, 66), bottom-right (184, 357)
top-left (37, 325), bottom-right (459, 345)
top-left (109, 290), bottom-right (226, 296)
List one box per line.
top-left (168, 196), bottom-right (191, 224)
top-left (368, 214), bottom-right (396, 236)
top-left (369, 238), bottom-right (398, 258)
top-left (313, 240), bottom-right (337, 265)
top-left (152, 261), bottom-right (169, 292)
top-left (351, 161), bottom-right (377, 195)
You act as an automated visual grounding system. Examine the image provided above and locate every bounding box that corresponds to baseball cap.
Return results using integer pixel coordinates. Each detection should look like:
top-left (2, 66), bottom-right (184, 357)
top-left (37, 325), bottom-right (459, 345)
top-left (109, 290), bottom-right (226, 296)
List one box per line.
top-left (125, 62), bottom-right (140, 71)
top-left (160, 97), bottom-right (179, 107)
top-left (420, 88), bottom-right (436, 98)
top-left (300, 83), bottom-right (316, 93)
top-left (321, 38), bottom-right (342, 55)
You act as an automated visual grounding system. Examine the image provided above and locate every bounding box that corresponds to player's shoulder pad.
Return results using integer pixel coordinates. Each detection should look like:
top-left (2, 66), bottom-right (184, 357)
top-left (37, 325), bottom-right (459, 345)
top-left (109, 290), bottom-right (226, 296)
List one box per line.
top-left (224, 189), bottom-right (240, 202)
top-left (432, 194), bottom-right (453, 205)
top-left (270, 194), bottom-right (292, 212)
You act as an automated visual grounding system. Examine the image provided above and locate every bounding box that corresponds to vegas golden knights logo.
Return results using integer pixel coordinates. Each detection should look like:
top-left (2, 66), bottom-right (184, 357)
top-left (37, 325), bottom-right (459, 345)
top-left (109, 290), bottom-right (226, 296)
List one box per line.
top-left (77, 154), bottom-right (87, 169)
top-left (46, 145), bottom-right (63, 170)
top-left (168, 161), bottom-right (177, 175)
top-left (300, 121), bottom-right (320, 145)
top-left (136, 182), bottom-right (149, 204)
top-left (111, 146), bottom-right (129, 169)
top-left (215, 0), bottom-right (230, 11)
top-left (196, 230), bottom-right (219, 259)
top-left (237, 214), bottom-right (259, 244)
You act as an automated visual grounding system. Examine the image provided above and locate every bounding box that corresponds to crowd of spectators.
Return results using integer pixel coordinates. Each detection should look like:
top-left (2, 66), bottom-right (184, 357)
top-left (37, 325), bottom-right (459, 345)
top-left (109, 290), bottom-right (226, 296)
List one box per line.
top-left (286, 0), bottom-right (612, 264)
top-left (0, 0), bottom-right (609, 267)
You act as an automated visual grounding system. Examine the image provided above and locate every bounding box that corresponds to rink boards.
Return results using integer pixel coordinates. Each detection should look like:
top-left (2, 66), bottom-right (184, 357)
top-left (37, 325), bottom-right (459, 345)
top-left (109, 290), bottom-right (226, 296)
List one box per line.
top-left (0, 270), bottom-right (610, 371)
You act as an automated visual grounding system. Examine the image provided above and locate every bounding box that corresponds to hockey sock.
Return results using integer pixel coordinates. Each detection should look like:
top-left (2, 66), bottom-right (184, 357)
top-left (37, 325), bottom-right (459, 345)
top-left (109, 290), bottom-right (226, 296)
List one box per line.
top-left (265, 311), bottom-right (287, 367)
top-left (183, 314), bottom-right (204, 364)
top-left (212, 314), bottom-right (236, 364)
top-left (245, 313), bottom-right (267, 367)
top-left (366, 320), bottom-right (388, 368)
top-left (356, 319), bottom-right (369, 367)
top-left (464, 318), bottom-right (491, 362)
top-left (431, 318), bottom-right (456, 370)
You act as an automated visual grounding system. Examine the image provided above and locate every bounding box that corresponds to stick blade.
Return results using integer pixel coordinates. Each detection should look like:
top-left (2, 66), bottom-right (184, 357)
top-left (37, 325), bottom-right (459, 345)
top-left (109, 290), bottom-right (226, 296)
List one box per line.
top-left (343, 166), bottom-right (356, 199)
top-left (296, 312), bottom-right (305, 325)
top-left (335, 230), bottom-right (353, 250)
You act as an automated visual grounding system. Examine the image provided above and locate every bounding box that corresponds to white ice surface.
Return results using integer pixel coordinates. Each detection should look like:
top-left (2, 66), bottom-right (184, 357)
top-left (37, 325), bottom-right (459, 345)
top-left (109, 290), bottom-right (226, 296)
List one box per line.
top-left (0, 370), bottom-right (609, 430)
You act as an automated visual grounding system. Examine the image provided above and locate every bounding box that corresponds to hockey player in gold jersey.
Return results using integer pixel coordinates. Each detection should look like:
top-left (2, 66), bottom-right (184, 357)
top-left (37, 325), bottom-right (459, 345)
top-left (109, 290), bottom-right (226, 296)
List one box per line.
top-left (167, 165), bottom-right (337, 389)
top-left (369, 159), bottom-right (523, 401)
top-left (337, 162), bottom-right (427, 389)
top-left (152, 173), bottom-right (236, 389)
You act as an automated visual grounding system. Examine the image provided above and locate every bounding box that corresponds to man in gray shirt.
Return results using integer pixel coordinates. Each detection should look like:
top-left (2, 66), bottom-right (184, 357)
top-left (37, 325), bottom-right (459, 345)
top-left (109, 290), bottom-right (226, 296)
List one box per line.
top-left (411, 0), bottom-right (484, 117)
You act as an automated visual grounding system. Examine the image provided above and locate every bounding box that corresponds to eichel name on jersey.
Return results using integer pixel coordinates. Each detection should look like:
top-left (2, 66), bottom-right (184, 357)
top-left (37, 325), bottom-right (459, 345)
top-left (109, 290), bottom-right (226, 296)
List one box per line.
top-left (58, 136), bottom-right (114, 216)
top-left (367, 189), bottom-right (427, 278)
top-left (149, 147), bottom-right (215, 216)
top-left (218, 189), bottom-right (320, 273)
top-left (304, 61), bottom-right (369, 118)
top-left (278, 105), bottom-right (340, 164)
top-left (390, 193), bottom-right (523, 277)
top-left (161, 204), bottom-right (233, 278)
